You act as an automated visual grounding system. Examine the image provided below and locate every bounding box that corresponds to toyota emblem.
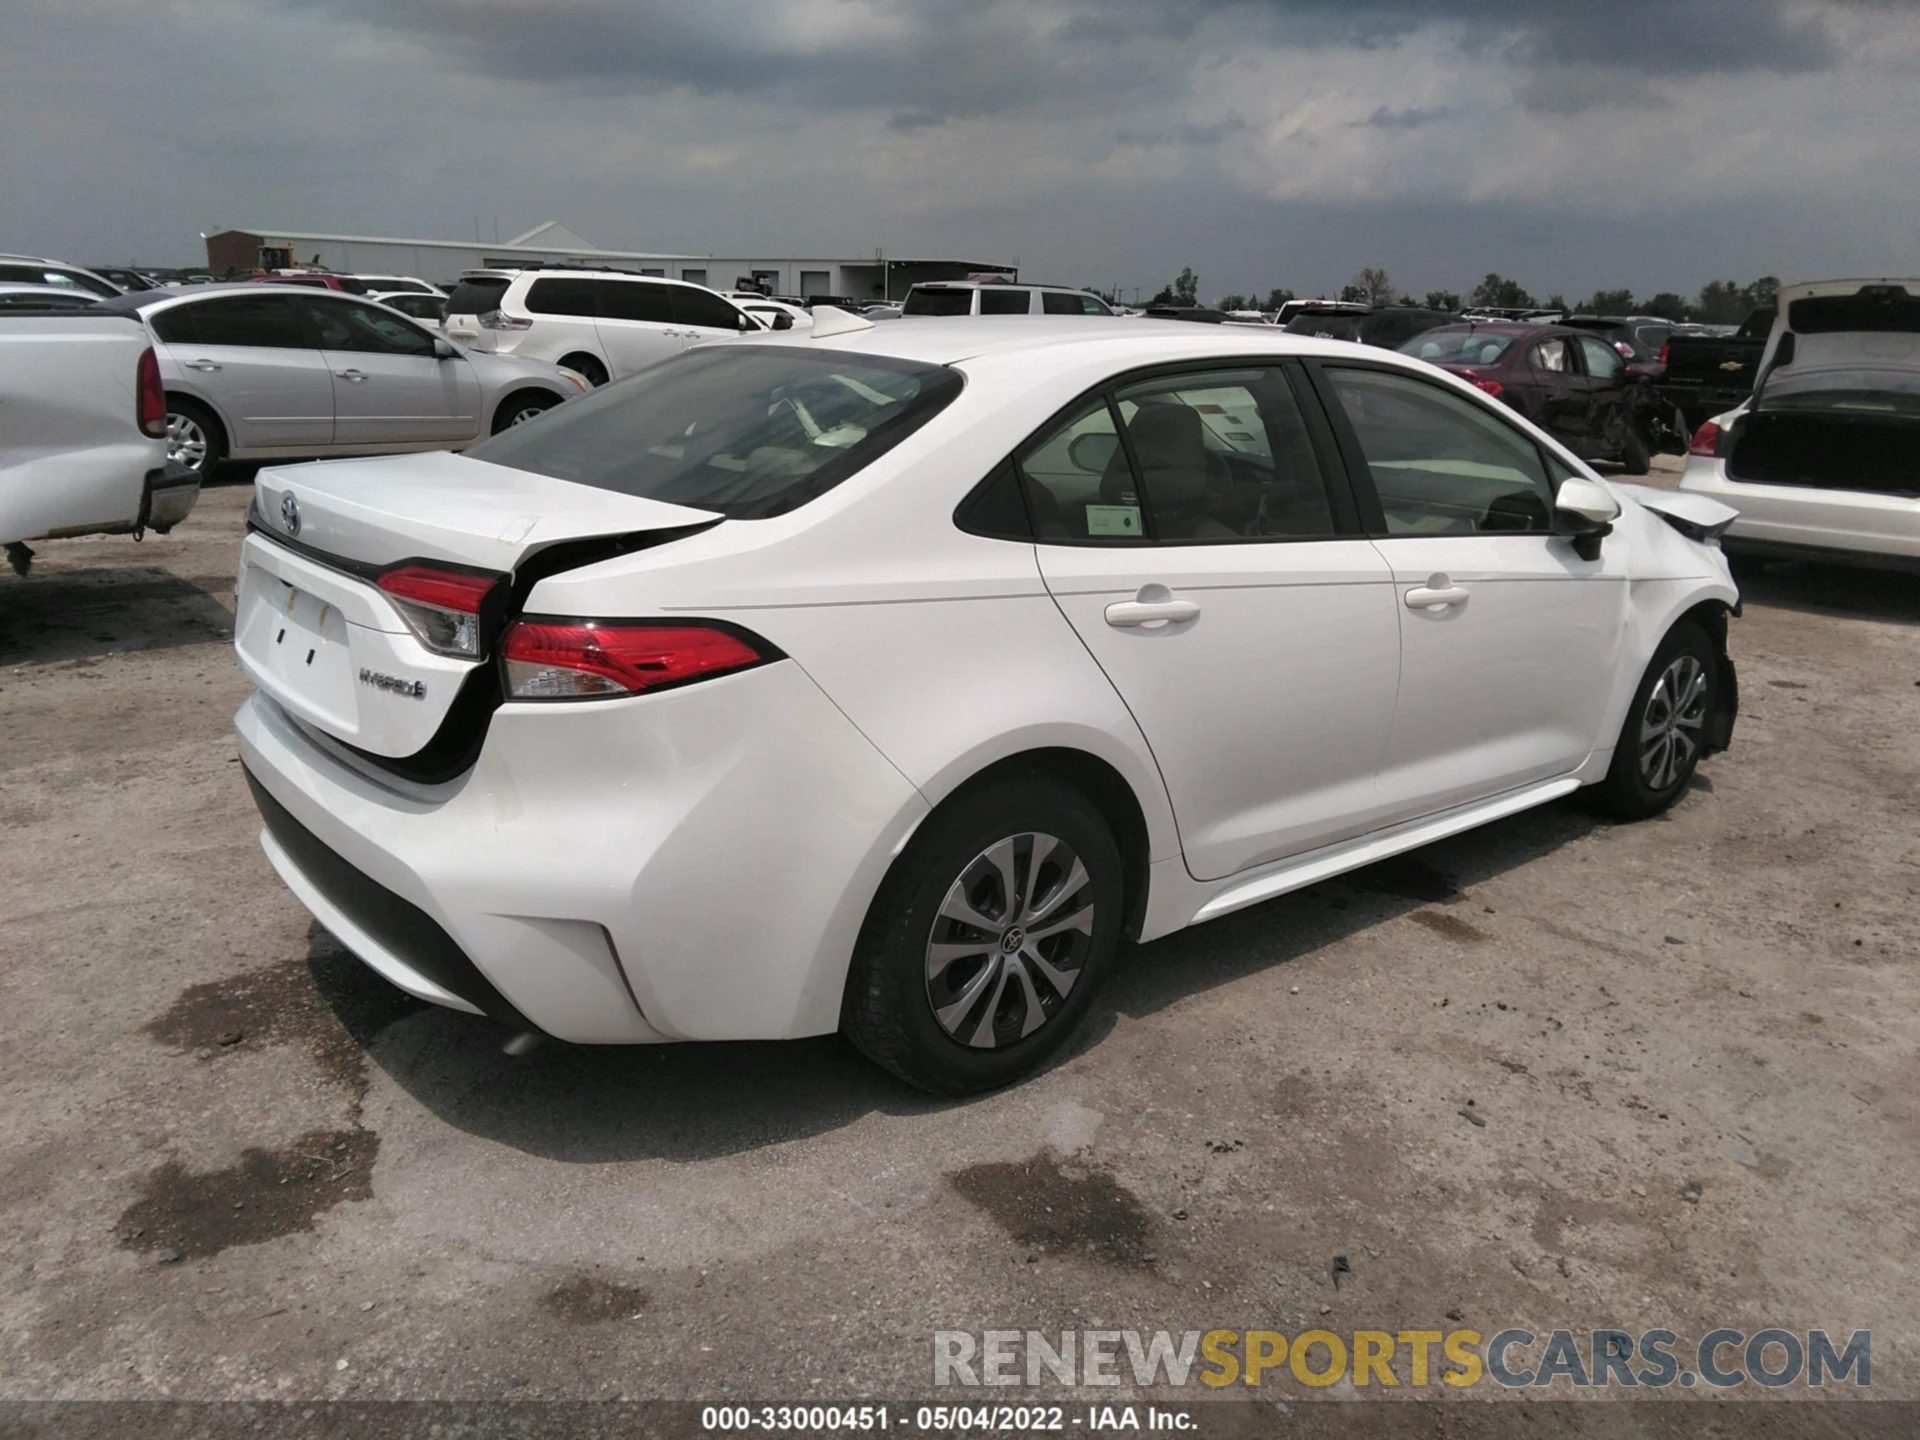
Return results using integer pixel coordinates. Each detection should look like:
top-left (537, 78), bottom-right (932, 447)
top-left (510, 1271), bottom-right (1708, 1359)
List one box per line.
top-left (280, 492), bottom-right (301, 536)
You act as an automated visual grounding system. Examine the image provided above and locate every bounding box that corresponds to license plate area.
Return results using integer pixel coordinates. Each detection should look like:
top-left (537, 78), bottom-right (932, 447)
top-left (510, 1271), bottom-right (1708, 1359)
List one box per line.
top-left (237, 566), bottom-right (362, 735)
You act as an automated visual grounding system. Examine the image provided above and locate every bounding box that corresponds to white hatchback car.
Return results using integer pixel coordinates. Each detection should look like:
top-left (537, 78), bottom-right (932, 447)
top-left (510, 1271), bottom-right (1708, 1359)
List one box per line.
top-left (234, 317), bottom-right (1741, 1092)
top-left (442, 269), bottom-right (759, 387)
top-left (1680, 278), bottom-right (1920, 573)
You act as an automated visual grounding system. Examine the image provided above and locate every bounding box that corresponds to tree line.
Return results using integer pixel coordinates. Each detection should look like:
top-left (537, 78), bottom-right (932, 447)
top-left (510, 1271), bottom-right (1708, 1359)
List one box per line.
top-left (1103, 268), bottom-right (1781, 323)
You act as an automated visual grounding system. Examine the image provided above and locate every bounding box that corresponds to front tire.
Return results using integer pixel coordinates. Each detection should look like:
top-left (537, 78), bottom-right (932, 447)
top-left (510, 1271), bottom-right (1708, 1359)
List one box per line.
top-left (842, 773), bottom-right (1124, 1094)
top-left (1587, 620), bottom-right (1718, 819)
top-left (491, 389), bottom-right (559, 434)
top-left (165, 396), bottom-right (226, 475)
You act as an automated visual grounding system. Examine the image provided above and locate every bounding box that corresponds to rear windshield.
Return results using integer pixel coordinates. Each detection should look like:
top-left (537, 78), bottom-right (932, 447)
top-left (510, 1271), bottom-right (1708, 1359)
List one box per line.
top-left (466, 346), bottom-right (964, 519)
top-left (1284, 313), bottom-right (1362, 340)
top-left (1788, 288), bottom-right (1920, 335)
top-left (444, 277), bottom-right (511, 316)
top-left (1399, 330), bottom-right (1517, 366)
top-left (1759, 374), bottom-right (1920, 416)
top-left (903, 288), bottom-right (974, 317)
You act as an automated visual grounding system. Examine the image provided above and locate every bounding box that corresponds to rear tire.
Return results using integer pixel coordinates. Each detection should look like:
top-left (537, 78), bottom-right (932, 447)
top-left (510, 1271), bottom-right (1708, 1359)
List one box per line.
top-left (842, 773), bottom-right (1124, 1094)
top-left (1586, 620), bottom-right (1718, 819)
top-left (559, 353), bottom-right (609, 388)
top-left (1619, 428), bottom-right (1651, 475)
top-left (165, 396), bottom-right (226, 475)
top-left (491, 389), bottom-right (559, 434)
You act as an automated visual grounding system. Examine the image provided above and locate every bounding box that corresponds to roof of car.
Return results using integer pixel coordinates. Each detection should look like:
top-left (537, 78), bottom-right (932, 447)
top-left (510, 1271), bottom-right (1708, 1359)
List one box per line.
top-left (739, 314), bottom-right (1409, 369)
top-left (95, 283), bottom-right (345, 311)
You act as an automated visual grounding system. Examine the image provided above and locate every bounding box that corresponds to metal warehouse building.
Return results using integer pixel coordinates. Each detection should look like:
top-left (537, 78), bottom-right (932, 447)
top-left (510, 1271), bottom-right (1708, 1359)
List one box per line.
top-left (201, 221), bottom-right (1014, 302)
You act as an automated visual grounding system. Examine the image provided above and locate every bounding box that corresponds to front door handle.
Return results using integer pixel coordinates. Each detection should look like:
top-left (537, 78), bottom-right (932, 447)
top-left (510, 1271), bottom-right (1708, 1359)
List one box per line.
top-left (334, 369), bottom-right (369, 383)
top-left (184, 359), bottom-right (221, 372)
top-left (1405, 573), bottom-right (1470, 611)
top-left (1105, 593), bottom-right (1201, 628)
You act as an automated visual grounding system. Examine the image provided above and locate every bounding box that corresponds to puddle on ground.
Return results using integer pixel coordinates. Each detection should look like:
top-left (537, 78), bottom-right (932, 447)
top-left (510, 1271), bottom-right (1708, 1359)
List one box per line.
top-left (143, 940), bottom-right (425, 1104)
top-left (1410, 909), bottom-right (1489, 944)
top-left (541, 1274), bottom-right (652, 1324)
top-left (949, 1152), bottom-right (1153, 1266)
top-left (116, 1128), bottom-right (379, 1260)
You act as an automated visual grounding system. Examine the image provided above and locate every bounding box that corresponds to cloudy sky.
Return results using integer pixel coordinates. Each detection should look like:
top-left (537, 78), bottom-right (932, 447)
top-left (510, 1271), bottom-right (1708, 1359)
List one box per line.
top-left (5, 0), bottom-right (1918, 301)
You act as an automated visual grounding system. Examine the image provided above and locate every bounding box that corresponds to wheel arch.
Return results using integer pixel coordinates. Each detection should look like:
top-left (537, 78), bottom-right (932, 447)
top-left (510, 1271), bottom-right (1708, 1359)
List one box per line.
top-left (556, 349), bottom-right (610, 383)
top-left (1588, 578), bottom-right (1739, 779)
top-left (163, 386), bottom-right (231, 442)
top-left (489, 385), bottom-right (567, 433)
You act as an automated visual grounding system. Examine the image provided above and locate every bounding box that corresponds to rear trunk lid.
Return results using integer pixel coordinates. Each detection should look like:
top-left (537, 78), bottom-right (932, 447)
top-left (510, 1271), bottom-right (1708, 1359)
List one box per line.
top-left (238, 452), bottom-right (718, 769)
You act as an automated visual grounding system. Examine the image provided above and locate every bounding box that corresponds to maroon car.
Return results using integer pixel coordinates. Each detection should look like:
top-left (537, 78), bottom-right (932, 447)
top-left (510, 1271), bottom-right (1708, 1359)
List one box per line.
top-left (246, 271), bottom-right (369, 295)
top-left (1398, 323), bottom-right (1650, 473)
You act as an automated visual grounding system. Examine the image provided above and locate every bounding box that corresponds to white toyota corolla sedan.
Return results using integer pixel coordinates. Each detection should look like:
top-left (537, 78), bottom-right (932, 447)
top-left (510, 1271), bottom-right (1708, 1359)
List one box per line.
top-left (234, 313), bottom-right (1742, 1093)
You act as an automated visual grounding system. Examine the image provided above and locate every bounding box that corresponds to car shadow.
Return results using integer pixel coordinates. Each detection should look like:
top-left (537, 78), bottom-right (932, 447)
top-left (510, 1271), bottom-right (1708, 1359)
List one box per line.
top-left (324, 798), bottom-right (1601, 1165)
top-left (0, 563), bottom-right (234, 666)
top-left (1733, 558), bottom-right (1920, 627)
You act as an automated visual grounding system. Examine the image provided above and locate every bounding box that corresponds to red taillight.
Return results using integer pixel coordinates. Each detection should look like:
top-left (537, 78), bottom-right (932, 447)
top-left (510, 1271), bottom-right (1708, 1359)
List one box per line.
top-left (136, 347), bottom-right (166, 438)
top-left (1688, 420), bottom-right (1720, 457)
top-left (1658, 343), bottom-right (1670, 365)
top-left (502, 622), bottom-right (770, 700)
top-left (1471, 379), bottom-right (1504, 397)
top-left (377, 565), bottom-right (501, 657)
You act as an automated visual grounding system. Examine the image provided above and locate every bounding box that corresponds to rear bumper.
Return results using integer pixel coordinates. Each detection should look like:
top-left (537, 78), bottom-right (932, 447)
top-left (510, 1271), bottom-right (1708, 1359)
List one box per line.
top-left (235, 661), bottom-right (928, 1045)
top-left (1679, 464), bottom-right (1920, 565)
top-left (140, 462), bottom-right (200, 533)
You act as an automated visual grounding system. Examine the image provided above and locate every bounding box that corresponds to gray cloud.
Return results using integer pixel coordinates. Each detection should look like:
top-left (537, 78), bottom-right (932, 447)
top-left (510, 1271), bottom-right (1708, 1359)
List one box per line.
top-left (1347, 105), bottom-right (1456, 130)
top-left (1114, 116), bottom-right (1251, 147)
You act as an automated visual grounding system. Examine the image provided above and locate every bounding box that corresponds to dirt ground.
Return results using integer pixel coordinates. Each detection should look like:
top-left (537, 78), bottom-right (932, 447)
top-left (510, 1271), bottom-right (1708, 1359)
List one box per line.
top-left (1, 460), bottom-right (1916, 1421)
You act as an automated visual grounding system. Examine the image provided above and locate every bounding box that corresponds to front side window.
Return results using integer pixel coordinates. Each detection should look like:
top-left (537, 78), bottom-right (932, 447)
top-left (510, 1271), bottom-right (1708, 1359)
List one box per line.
top-left (597, 279), bottom-right (672, 324)
top-left (1577, 336), bottom-right (1624, 381)
top-left (466, 346), bottom-right (962, 520)
top-left (302, 298), bottom-right (436, 356)
top-left (1529, 338), bottom-right (1571, 373)
top-left (1326, 367), bottom-right (1554, 535)
top-left (173, 294), bottom-right (311, 349)
top-left (1019, 367), bottom-right (1337, 542)
top-left (524, 277), bottom-right (601, 318)
top-left (979, 288), bottom-right (1032, 315)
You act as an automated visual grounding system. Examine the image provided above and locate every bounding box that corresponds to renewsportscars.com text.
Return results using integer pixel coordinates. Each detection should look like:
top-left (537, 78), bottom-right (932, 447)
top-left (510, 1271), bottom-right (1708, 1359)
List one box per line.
top-left (933, 1327), bottom-right (1870, 1390)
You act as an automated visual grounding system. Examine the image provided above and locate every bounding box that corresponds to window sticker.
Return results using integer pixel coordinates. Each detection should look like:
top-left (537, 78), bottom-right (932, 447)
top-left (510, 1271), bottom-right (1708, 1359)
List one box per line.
top-left (1086, 504), bottom-right (1143, 538)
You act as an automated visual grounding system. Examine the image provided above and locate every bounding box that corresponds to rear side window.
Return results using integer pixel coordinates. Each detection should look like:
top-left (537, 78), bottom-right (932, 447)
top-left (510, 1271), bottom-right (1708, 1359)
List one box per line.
top-left (1577, 336), bottom-right (1624, 380)
top-left (669, 286), bottom-right (746, 331)
top-left (445, 277), bottom-right (510, 315)
top-left (598, 280), bottom-right (672, 323)
top-left (1325, 367), bottom-right (1554, 535)
top-left (171, 295), bottom-right (310, 349)
top-left (904, 287), bottom-right (974, 317)
top-left (467, 346), bottom-right (963, 520)
top-left (980, 288), bottom-right (1031, 315)
top-left (525, 277), bottom-right (602, 318)
top-left (1042, 291), bottom-right (1111, 316)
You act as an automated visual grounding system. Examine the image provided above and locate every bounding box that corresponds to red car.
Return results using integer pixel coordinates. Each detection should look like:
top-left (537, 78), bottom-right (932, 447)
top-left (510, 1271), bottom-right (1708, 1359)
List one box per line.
top-left (1399, 322), bottom-right (1649, 473)
top-left (247, 271), bottom-right (369, 295)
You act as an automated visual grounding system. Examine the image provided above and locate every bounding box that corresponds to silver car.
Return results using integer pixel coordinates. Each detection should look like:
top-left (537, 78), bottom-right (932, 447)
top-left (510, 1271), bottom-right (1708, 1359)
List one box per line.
top-left (99, 286), bottom-right (586, 474)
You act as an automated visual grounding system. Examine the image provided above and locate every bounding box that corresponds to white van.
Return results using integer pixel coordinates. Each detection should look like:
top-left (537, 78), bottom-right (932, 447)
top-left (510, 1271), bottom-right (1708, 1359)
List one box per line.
top-left (443, 269), bottom-right (759, 386)
top-left (901, 282), bottom-right (1116, 317)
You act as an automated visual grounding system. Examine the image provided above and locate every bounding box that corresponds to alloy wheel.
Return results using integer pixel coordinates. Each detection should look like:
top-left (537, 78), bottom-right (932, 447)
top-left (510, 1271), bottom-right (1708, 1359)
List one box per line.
top-left (924, 832), bottom-right (1096, 1049)
top-left (507, 403), bottom-right (548, 426)
top-left (1639, 653), bottom-right (1709, 790)
top-left (166, 413), bottom-right (208, 470)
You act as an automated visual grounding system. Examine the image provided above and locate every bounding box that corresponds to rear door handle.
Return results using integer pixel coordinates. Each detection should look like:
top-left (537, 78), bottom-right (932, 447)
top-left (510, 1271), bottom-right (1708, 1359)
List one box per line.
top-left (334, 369), bottom-right (369, 382)
top-left (1404, 574), bottom-right (1470, 610)
top-left (184, 359), bottom-right (221, 372)
top-left (1105, 597), bottom-right (1201, 628)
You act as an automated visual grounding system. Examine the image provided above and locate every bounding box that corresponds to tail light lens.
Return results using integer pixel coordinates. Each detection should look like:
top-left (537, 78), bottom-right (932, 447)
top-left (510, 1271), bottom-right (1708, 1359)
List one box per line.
top-left (377, 565), bottom-right (502, 657)
top-left (1658, 343), bottom-right (1670, 365)
top-left (477, 310), bottom-right (534, 331)
top-left (502, 621), bottom-right (772, 700)
top-left (1470, 378), bottom-right (1504, 397)
top-left (136, 347), bottom-right (166, 438)
top-left (1688, 420), bottom-right (1720, 457)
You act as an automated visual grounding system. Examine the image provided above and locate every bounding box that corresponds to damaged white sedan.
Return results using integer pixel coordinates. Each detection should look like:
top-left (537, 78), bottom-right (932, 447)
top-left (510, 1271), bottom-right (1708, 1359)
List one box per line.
top-left (234, 313), bottom-right (1742, 1093)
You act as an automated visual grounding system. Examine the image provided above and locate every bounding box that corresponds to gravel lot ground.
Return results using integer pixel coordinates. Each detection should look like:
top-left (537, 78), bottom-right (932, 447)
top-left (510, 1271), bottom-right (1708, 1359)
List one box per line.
top-left (1, 459), bottom-right (1916, 1423)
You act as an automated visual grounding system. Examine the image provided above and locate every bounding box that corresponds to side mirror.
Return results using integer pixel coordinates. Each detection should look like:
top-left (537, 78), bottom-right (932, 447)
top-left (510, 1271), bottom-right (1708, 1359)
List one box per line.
top-left (1554, 476), bottom-right (1619, 560)
top-left (432, 337), bottom-right (458, 359)
top-left (738, 312), bottom-right (755, 331)
top-left (1068, 431), bottom-right (1121, 475)
top-left (771, 312), bottom-right (794, 330)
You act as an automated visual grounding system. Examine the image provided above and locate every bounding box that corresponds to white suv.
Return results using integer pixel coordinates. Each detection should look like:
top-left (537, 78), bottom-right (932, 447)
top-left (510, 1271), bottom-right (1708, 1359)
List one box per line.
top-left (443, 269), bottom-right (758, 386)
top-left (902, 281), bottom-right (1116, 317)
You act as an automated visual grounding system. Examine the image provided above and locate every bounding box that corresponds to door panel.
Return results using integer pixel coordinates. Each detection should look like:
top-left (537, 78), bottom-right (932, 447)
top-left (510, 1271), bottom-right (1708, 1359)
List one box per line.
top-left (594, 279), bottom-right (681, 377)
top-left (153, 294), bottom-right (333, 449)
top-left (1024, 366), bottom-right (1399, 880)
top-left (1524, 336), bottom-right (1589, 449)
top-left (1317, 364), bottom-right (1627, 822)
top-left (1576, 335), bottom-right (1632, 455)
top-left (301, 297), bottom-right (479, 445)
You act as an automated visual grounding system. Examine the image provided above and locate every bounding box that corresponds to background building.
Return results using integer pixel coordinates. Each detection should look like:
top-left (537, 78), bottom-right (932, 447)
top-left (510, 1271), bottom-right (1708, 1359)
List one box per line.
top-left (201, 221), bottom-right (1014, 301)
